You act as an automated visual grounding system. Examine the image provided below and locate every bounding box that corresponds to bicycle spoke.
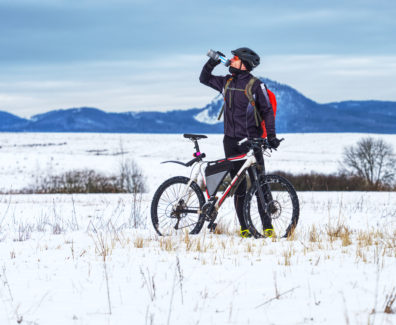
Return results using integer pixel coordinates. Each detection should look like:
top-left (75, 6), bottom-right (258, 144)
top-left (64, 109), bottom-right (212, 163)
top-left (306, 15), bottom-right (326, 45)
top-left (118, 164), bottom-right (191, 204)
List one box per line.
top-left (246, 176), bottom-right (299, 238)
top-left (151, 177), bottom-right (205, 236)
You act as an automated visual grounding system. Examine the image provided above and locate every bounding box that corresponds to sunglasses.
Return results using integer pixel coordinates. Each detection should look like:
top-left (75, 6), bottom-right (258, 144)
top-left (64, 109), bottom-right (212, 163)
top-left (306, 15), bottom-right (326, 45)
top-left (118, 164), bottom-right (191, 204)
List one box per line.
top-left (231, 55), bottom-right (240, 62)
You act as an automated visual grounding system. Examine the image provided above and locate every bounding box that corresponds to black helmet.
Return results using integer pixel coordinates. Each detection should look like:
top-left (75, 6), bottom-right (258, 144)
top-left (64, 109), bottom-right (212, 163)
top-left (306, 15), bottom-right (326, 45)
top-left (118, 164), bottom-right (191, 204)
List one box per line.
top-left (231, 47), bottom-right (260, 70)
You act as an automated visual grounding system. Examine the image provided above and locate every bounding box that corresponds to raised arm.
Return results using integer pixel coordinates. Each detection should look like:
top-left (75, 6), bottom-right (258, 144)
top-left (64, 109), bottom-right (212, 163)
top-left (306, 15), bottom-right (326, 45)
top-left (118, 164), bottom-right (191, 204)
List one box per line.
top-left (199, 58), bottom-right (227, 93)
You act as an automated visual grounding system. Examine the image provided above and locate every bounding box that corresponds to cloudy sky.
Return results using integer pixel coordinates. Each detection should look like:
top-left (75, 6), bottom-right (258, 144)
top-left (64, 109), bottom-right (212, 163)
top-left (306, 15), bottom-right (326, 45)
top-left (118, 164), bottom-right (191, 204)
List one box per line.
top-left (1, 0), bottom-right (395, 117)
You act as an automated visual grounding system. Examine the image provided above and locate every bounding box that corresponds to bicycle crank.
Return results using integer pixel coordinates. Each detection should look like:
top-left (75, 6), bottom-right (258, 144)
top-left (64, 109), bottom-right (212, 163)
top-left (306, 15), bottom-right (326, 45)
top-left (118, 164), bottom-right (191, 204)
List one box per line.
top-left (201, 202), bottom-right (218, 232)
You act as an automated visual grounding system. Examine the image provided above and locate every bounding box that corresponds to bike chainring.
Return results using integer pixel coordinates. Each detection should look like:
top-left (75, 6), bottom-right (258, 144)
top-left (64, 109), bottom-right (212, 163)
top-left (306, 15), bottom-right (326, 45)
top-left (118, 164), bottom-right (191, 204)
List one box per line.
top-left (201, 202), bottom-right (218, 222)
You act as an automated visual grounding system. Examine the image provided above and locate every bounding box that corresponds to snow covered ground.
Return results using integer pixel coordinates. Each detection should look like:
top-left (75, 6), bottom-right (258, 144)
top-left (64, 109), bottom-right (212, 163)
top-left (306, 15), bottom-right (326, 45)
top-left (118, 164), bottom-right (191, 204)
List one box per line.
top-left (0, 133), bottom-right (395, 324)
top-left (1, 132), bottom-right (396, 192)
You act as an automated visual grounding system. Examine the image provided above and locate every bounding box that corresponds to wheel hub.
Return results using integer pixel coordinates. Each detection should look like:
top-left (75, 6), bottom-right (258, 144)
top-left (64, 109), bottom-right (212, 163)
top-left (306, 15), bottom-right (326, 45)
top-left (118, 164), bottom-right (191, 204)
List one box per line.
top-left (267, 200), bottom-right (282, 219)
top-left (171, 199), bottom-right (187, 219)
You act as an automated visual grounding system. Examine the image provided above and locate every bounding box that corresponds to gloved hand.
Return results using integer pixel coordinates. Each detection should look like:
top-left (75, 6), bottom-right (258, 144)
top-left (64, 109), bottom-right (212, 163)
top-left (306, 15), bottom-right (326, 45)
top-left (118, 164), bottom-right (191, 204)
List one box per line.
top-left (208, 51), bottom-right (226, 67)
top-left (267, 134), bottom-right (281, 149)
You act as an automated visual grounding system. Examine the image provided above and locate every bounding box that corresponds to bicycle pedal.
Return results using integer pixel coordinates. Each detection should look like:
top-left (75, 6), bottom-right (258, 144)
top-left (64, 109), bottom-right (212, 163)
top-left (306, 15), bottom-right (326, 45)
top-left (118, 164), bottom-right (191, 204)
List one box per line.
top-left (208, 222), bottom-right (217, 232)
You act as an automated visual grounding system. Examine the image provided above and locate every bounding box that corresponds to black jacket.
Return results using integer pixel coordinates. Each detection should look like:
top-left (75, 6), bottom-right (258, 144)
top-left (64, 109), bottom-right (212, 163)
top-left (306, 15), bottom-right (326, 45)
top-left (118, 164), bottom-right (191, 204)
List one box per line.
top-left (199, 59), bottom-right (276, 139)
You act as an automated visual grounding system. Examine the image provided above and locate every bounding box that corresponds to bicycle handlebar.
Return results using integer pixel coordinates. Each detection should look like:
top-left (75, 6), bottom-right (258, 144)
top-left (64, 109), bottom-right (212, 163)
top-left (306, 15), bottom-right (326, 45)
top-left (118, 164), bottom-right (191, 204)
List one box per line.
top-left (238, 137), bottom-right (285, 150)
top-left (238, 138), bottom-right (248, 145)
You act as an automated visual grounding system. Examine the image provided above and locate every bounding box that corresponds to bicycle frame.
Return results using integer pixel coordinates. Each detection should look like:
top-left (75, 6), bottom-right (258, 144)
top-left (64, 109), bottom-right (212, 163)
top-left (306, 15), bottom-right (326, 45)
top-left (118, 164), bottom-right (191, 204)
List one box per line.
top-left (181, 148), bottom-right (259, 212)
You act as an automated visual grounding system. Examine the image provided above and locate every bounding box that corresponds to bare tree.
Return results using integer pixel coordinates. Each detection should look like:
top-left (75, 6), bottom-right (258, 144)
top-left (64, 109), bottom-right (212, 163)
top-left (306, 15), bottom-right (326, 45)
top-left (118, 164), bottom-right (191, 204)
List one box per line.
top-left (119, 158), bottom-right (147, 193)
top-left (340, 137), bottom-right (396, 188)
top-left (118, 139), bottom-right (147, 193)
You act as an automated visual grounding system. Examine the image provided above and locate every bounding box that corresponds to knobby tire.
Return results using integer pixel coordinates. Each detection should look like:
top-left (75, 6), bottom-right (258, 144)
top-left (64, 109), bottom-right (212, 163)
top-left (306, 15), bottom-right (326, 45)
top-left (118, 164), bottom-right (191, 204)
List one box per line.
top-left (244, 174), bottom-right (299, 238)
top-left (151, 176), bottom-right (206, 236)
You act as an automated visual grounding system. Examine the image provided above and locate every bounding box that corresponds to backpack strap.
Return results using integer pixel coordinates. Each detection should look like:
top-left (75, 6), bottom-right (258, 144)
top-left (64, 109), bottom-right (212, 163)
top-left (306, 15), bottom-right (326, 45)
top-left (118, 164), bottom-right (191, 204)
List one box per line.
top-left (217, 77), bottom-right (233, 121)
top-left (244, 77), bottom-right (262, 127)
top-left (217, 76), bottom-right (265, 127)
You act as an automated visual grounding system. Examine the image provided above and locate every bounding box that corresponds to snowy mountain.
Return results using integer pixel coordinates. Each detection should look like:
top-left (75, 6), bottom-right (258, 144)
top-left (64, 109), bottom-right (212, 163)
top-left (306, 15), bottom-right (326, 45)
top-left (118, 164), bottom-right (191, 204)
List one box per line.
top-left (1, 78), bottom-right (396, 133)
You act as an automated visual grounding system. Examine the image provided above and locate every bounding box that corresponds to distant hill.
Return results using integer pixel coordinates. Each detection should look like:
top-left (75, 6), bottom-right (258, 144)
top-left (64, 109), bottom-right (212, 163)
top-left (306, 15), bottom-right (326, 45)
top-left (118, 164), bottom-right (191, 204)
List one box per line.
top-left (0, 111), bottom-right (29, 129)
top-left (1, 78), bottom-right (395, 133)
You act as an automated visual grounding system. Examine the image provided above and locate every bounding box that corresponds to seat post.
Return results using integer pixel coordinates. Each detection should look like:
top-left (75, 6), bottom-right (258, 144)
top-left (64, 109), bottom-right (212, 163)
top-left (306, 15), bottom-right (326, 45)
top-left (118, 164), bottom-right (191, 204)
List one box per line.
top-left (193, 140), bottom-right (200, 153)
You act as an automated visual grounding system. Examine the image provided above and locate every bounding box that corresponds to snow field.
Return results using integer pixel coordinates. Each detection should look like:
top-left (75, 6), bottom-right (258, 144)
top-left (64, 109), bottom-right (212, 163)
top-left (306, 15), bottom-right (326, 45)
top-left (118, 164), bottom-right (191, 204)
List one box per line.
top-left (0, 192), bottom-right (395, 325)
top-left (1, 132), bottom-right (396, 192)
top-left (0, 132), bottom-right (395, 324)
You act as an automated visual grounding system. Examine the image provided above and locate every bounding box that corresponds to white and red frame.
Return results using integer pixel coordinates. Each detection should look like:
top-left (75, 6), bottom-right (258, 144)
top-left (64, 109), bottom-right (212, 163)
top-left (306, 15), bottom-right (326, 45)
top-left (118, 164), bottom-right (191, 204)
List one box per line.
top-left (183, 146), bottom-right (258, 212)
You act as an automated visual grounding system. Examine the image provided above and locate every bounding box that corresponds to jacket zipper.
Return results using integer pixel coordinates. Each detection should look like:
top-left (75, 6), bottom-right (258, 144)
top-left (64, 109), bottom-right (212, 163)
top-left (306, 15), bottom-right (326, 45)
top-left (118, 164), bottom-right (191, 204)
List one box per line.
top-left (231, 78), bottom-right (236, 137)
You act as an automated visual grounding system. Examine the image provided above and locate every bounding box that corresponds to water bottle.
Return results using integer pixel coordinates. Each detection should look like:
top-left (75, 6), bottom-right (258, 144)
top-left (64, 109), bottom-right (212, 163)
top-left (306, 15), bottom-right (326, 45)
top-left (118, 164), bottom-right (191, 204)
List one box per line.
top-left (207, 49), bottom-right (230, 67)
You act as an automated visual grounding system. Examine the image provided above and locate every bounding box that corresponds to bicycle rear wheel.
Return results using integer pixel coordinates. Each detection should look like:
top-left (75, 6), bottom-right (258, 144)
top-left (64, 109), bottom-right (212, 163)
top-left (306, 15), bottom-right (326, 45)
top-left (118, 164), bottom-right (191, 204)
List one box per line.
top-left (151, 176), bottom-right (206, 236)
top-left (244, 174), bottom-right (299, 238)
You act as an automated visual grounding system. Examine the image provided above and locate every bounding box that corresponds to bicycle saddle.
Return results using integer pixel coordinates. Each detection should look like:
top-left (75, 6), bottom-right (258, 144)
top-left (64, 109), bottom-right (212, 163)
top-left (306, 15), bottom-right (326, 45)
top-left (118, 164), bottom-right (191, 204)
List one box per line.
top-left (183, 134), bottom-right (208, 140)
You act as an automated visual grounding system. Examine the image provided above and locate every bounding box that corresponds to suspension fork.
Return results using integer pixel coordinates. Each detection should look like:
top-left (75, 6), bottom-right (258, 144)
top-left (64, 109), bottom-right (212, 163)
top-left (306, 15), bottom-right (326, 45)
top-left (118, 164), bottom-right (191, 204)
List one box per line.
top-left (253, 149), bottom-right (273, 205)
top-left (250, 165), bottom-right (267, 212)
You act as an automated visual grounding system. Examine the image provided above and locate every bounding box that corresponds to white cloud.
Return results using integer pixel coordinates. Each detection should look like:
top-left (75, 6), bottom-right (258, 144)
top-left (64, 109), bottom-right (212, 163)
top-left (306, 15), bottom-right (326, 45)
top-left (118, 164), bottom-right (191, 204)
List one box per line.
top-left (260, 55), bottom-right (396, 103)
top-left (1, 54), bottom-right (396, 117)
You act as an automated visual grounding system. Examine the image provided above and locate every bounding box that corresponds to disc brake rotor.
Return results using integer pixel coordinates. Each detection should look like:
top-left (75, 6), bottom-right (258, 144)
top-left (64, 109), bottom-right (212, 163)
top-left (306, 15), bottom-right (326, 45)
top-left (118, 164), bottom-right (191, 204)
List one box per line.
top-left (267, 200), bottom-right (282, 219)
top-left (171, 199), bottom-right (187, 219)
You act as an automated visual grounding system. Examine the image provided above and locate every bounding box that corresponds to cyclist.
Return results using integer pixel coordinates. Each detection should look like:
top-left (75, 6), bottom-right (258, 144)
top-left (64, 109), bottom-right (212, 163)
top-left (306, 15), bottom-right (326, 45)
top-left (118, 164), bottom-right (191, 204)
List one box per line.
top-left (199, 47), bottom-right (281, 238)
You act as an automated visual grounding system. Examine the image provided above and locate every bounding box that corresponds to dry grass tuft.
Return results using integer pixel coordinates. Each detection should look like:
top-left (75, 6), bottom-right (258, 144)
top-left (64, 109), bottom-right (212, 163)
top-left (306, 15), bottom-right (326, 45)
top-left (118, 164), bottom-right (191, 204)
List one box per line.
top-left (357, 230), bottom-right (373, 246)
top-left (355, 245), bottom-right (367, 263)
top-left (382, 230), bottom-right (396, 257)
top-left (286, 229), bottom-right (298, 241)
top-left (159, 237), bottom-right (174, 251)
top-left (246, 242), bottom-right (253, 253)
top-left (280, 246), bottom-right (294, 266)
top-left (326, 224), bottom-right (351, 242)
top-left (196, 239), bottom-right (202, 252)
top-left (384, 288), bottom-right (396, 314)
top-left (213, 222), bottom-right (232, 235)
top-left (309, 225), bottom-right (320, 243)
top-left (341, 230), bottom-right (352, 247)
top-left (134, 237), bottom-right (144, 248)
top-left (183, 231), bottom-right (193, 251)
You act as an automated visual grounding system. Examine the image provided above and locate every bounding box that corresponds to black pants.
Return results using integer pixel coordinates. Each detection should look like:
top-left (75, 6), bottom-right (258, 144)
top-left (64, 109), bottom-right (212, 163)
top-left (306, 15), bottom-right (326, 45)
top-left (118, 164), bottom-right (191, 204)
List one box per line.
top-left (223, 135), bottom-right (271, 230)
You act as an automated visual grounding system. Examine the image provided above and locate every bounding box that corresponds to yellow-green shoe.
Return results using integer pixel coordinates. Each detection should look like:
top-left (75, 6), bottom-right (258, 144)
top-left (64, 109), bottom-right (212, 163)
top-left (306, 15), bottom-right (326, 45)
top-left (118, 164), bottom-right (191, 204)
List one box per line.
top-left (240, 228), bottom-right (252, 238)
top-left (263, 228), bottom-right (275, 238)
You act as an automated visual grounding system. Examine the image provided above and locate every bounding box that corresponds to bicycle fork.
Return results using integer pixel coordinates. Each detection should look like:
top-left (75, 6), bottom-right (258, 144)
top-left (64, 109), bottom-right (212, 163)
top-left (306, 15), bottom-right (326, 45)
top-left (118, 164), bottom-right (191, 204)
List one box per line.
top-left (251, 167), bottom-right (267, 210)
top-left (250, 166), bottom-right (273, 230)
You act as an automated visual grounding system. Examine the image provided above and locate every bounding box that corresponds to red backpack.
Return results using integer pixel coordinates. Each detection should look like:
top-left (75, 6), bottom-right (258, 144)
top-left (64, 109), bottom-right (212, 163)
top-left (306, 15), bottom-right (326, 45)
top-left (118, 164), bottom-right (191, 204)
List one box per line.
top-left (261, 88), bottom-right (277, 138)
top-left (217, 77), bottom-right (277, 138)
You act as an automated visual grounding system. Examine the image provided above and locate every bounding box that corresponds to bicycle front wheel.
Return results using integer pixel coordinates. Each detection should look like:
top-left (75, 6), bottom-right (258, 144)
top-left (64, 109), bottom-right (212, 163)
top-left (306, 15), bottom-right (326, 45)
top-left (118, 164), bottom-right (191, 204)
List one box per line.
top-left (151, 176), bottom-right (206, 236)
top-left (244, 174), bottom-right (299, 238)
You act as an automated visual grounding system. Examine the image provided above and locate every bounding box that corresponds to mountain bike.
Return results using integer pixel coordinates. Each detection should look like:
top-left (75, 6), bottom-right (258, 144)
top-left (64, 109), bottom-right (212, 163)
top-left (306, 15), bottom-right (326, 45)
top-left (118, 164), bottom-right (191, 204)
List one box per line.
top-left (150, 134), bottom-right (299, 238)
